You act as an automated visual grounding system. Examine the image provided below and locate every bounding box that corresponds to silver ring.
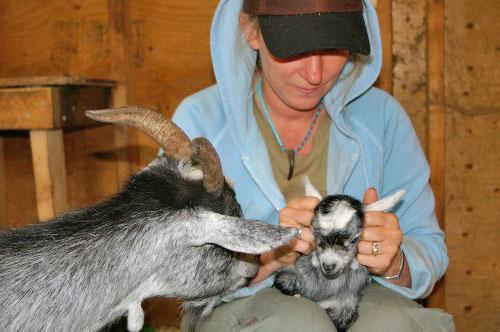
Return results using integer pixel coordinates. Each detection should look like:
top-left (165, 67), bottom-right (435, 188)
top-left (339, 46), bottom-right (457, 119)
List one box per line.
top-left (297, 225), bottom-right (304, 239)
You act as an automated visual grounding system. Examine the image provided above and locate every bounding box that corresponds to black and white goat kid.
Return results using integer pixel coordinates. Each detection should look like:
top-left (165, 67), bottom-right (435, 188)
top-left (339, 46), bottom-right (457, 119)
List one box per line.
top-left (274, 178), bottom-right (404, 331)
top-left (0, 107), bottom-right (298, 332)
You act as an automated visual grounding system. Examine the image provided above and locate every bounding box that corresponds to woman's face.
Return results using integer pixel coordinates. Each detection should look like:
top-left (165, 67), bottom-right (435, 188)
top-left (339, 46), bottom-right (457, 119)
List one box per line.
top-left (243, 16), bottom-right (350, 112)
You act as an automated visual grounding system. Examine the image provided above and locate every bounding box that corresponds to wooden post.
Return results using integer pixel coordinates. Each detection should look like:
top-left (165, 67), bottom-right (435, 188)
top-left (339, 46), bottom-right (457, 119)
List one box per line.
top-left (29, 129), bottom-right (68, 221)
top-left (109, 0), bottom-right (134, 189)
top-left (426, 0), bottom-right (446, 309)
top-left (375, 0), bottom-right (393, 93)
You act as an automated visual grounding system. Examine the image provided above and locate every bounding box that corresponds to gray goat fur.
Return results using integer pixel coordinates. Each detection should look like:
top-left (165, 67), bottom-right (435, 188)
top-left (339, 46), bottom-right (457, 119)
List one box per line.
top-left (0, 107), bottom-right (298, 332)
top-left (275, 178), bottom-right (404, 331)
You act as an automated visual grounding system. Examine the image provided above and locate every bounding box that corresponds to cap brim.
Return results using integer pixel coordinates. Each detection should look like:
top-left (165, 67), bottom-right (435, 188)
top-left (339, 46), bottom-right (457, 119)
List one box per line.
top-left (259, 12), bottom-right (370, 59)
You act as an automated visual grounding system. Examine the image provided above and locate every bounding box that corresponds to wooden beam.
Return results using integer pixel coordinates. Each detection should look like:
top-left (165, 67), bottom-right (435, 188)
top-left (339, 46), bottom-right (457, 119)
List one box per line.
top-left (0, 76), bottom-right (115, 88)
top-left (426, 0), bottom-right (446, 309)
top-left (0, 88), bottom-right (58, 129)
top-left (0, 86), bottom-right (112, 130)
top-left (30, 129), bottom-right (68, 221)
top-left (375, 0), bottom-right (393, 93)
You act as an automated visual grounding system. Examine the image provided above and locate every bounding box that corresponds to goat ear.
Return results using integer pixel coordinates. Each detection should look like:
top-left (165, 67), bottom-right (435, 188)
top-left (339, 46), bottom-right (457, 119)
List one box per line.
top-left (304, 176), bottom-right (322, 200)
top-left (190, 212), bottom-right (298, 254)
top-left (364, 190), bottom-right (405, 212)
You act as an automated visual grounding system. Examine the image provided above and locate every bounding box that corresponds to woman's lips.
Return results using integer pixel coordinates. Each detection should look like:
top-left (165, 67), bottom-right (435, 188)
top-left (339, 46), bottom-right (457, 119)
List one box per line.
top-left (296, 85), bottom-right (322, 95)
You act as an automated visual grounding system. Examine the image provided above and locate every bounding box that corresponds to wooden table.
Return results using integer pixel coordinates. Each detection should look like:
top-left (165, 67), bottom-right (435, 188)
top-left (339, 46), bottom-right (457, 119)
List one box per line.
top-left (0, 76), bottom-right (116, 221)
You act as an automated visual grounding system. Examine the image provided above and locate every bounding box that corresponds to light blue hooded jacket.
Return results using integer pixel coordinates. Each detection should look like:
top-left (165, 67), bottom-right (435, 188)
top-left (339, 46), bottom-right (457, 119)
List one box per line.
top-left (172, 0), bottom-right (448, 300)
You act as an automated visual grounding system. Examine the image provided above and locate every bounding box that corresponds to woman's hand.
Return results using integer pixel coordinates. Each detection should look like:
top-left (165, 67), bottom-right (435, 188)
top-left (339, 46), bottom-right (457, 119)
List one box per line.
top-left (249, 196), bottom-right (319, 285)
top-left (357, 188), bottom-right (411, 287)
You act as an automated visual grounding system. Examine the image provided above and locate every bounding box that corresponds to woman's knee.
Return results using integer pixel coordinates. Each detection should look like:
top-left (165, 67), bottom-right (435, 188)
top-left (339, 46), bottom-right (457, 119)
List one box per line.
top-left (194, 288), bottom-right (336, 331)
top-left (238, 289), bottom-right (336, 331)
top-left (350, 283), bottom-right (455, 332)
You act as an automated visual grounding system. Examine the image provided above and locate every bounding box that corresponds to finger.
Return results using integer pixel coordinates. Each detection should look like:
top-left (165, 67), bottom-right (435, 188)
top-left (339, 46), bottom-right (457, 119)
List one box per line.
top-left (363, 187), bottom-right (379, 205)
top-left (288, 196), bottom-right (320, 211)
top-left (277, 250), bottom-right (300, 266)
top-left (364, 211), bottom-right (399, 228)
top-left (358, 240), bottom-right (384, 256)
top-left (361, 227), bottom-right (403, 245)
top-left (288, 238), bottom-right (314, 255)
top-left (280, 207), bottom-right (315, 227)
top-left (297, 226), bottom-right (315, 243)
top-left (361, 226), bottom-right (386, 242)
top-left (358, 240), bottom-right (399, 257)
top-left (357, 253), bottom-right (392, 271)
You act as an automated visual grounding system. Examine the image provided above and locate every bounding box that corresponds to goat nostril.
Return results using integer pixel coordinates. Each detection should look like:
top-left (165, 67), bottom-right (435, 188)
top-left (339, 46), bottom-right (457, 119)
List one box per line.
top-left (323, 264), bottom-right (336, 272)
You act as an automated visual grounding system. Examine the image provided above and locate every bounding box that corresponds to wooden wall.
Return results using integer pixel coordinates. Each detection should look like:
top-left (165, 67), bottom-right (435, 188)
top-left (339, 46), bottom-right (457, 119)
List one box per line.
top-left (444, 0), bottom-right (500, 330)
top-left (0, 0), bottom-right (498, 330)
top-left (387, 0), bottom-right (499, 330)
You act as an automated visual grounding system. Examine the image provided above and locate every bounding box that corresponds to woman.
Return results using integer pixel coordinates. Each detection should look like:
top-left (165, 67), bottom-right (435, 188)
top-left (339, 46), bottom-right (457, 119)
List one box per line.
top-left (173, 0), bottom-right (454, 330)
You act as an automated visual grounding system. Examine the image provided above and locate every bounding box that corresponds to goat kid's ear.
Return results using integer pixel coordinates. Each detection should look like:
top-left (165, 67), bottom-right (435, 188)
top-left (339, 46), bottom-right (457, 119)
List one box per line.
top-left (304, 176), bottom-right (322, 200)
top-left (190, 211), bottom-right (298, 255)
top-left (364, 190), bottom-right (405, 212)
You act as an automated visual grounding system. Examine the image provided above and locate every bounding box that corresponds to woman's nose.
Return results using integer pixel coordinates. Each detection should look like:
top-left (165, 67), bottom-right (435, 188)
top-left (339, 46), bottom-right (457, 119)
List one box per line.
top-left (303, 54), bottom-right (323, 85)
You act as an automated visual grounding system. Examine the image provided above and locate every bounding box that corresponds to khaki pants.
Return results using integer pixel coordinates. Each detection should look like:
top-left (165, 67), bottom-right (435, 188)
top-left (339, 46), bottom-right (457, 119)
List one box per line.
top-left (182, 283), bottom-right (455, 331)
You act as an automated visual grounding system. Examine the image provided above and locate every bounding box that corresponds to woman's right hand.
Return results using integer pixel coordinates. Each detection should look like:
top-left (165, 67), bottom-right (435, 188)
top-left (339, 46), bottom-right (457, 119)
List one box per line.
top-left (250, 196), bottom-right (319, 285)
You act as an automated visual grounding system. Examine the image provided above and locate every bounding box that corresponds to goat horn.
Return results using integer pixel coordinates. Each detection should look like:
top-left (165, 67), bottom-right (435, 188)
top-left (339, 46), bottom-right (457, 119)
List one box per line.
top-left (192, 137), bottom-right (224, 195)
top-left (85, 106), bottom-right (193, 161)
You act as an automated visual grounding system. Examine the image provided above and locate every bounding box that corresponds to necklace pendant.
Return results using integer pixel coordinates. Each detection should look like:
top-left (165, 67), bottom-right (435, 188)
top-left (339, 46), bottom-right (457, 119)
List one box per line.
top-left (287, 150), bottom-right (295, 181)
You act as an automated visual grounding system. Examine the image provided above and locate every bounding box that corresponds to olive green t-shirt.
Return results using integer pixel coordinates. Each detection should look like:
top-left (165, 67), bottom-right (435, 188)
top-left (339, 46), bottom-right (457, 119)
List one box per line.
top-left (253, 102), bottom-right (331, 202)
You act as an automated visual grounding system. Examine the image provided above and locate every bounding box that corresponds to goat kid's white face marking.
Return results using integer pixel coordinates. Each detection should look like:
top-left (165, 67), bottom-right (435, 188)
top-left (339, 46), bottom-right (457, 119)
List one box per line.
top-left (177, 161), bottom-right (204, 181)
top-left (319, 248), bottom-right (344, 268)
top-left (318, 201), bottom-right (356, 234)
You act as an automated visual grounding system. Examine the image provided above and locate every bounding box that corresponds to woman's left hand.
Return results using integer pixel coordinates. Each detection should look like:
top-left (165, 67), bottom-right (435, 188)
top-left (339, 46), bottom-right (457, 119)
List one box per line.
top-left (357, 188), bottom-right (404, 277)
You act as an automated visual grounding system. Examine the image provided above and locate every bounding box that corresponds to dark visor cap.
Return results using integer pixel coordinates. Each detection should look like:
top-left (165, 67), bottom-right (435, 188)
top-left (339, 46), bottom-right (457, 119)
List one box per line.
top-left (243, 0), bottom-right (371, 59)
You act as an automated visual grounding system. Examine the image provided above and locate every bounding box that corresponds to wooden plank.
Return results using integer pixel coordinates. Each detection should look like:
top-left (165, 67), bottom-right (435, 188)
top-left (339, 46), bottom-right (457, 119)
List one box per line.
top-left (0, 138), bottom-right (6, 227)
top-left (0, 86), bottom-right (112, 130)
top-left (29, 129), bottom-right (68, 221)
top-left (0, 0), bottom-right (112, 79)
top-left (0, 87), bottom-right (57, 129)
top-left (64, 125), bottom-right (120, 210)
top-left (374, 0), bottom-right (393, 93)
top-left (444, 0), bottom-right (500, 329)
top-left (392, 0), bottom-right (428, 148)
top-left (128, 0), bottom-right (219, 167)
top-left (108, 0), bottom-right (134, 187)
top-left (2, 132), bottom-right (38, 228)
top-left (0, 76), bottom-right (115, 88)
top-left (112, 86), bottom-right (134, 189)
top-left (426, 0), bottom-right (446, 309)
top-left (445, 113), bottom-right (500, 330)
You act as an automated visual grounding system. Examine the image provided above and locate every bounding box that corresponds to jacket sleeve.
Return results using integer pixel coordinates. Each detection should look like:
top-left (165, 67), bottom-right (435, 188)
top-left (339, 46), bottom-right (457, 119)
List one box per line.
top-left (372, 95), bottom-right (449, 299)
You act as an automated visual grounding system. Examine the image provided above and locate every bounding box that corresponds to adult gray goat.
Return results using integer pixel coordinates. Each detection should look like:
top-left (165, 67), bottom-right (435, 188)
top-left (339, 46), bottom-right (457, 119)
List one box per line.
top-left (0, 107), bottom-right (298, 332)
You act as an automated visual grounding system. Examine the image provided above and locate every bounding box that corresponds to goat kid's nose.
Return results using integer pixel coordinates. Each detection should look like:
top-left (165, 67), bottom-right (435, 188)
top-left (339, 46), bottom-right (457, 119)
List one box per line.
top-left (323, 263), bottom-right (337, 273)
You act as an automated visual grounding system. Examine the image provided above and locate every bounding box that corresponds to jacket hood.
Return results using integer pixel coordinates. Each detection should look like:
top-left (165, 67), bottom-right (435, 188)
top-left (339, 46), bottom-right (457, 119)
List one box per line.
top-left (210, 0), bottom-right (382, 155)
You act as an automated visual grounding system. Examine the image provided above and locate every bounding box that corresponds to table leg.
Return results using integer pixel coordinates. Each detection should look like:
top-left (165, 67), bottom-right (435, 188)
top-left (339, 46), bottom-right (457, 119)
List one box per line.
top-left (29, 129), bottom-right (68, 221)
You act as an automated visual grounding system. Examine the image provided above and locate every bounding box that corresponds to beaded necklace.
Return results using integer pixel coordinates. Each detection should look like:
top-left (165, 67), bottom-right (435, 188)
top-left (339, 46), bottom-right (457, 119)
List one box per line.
top-left (257, 78), bottom-right (323, 180)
